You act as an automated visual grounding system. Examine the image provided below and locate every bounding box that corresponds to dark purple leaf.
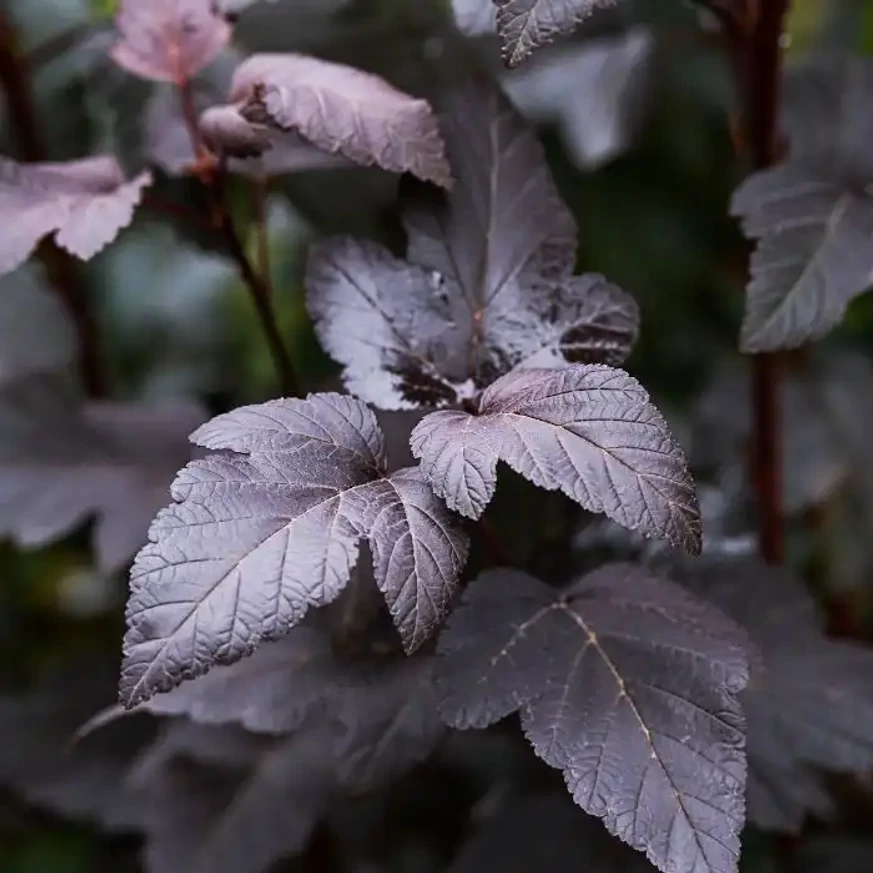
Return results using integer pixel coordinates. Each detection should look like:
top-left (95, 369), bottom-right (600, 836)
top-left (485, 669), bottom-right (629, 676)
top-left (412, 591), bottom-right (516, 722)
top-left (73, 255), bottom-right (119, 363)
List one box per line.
top-left (111, 0), bottom-right (232, 84)
top-left (136, 627), bottom-right (335, 733)
top-left (158, 734), bottom-right (330, 873)
top-left (668, 556), bottom-right (873, 833)
top-left (732, 57), bottom-right (873, 352)
top-left (306, 236), bottom-right (466, 410)
top-left (121, 393), bottom-right (469, 706)
top-left (126, 654), bottom-right (441, 873)
top-left (493, 0), bottom-right (622, 67)
top-left (0, 374), bottom-right (206, 573)
top-left (411, 365), bottom-right (701, 553)
top-left (116, 616), bottom-right (446, 788)
top-left (436, 564), bottom-right (749, 873)
top-left (306, 76), bottom-right (638, 409)
top-left (0, 155), bottom-right (151, 276)
top-left (732, 162), bottom-right (873, 352)
top-left (222, 53), bottom-right (452, 186)
top-left (128, 720), bottom-right (324, 873)
top-left (331, 655), bottom-right (444, 791)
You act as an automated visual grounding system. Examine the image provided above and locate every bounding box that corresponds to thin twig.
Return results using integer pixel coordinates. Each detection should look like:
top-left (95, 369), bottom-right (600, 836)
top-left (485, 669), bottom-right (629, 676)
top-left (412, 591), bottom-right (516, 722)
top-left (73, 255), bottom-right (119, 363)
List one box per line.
top-left (252, 172), bottom-right (274, 301)
top-left (716, 0), bottom-right (789, 564)
top-left (214, 164), bottom-right (298, 396)
top-left (177, 80), bottom-right (298, 396)
top-left (0, 9), bottom-right (107, 397)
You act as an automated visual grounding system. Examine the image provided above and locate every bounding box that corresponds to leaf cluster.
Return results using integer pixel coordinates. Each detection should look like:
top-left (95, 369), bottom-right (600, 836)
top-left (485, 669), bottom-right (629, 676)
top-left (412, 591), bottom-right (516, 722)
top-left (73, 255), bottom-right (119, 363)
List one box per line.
top-left (3, 4), bottom-right (873, 873)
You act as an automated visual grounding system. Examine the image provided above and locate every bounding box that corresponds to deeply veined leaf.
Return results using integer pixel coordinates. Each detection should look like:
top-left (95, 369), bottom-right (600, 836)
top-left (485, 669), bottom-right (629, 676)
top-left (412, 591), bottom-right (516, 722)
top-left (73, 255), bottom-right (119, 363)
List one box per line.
top-left (0, 155), bottom-right (151, 277)
top-left (111, 0), bottom-right (232, 84)
top-left (120, 393), bottom-right (469, 707)
top-left (733, 57), bottom-right (873, 352)
top-left (494, 0), bottom-right (621, 67)
top-left (306, 76), bottom-right (638, 410)
top-left (436, 564), bottom-right (750, 873)
top-left (0, 374), bottom-right (206, 573)
top-left (411, 365), bottom-right (701, 554)
top-left (669, 555), bottom-right (873, 833)
top-left (204, 53), bottom-right (452, 186)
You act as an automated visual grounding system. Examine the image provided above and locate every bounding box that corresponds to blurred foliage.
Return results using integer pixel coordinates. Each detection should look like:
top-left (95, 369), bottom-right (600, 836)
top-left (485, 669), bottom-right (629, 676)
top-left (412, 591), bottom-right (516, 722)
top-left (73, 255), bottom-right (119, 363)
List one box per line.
top-left (3, 0), bottom-right (873, 871)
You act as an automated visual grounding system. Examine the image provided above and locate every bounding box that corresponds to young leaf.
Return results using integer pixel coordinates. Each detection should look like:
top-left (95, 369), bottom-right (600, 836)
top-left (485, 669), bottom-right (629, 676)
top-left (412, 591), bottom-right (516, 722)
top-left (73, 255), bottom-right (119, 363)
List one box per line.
top-left (732, 57), bottom-right (873, 352)
top-left (145, 85), bottom-right (347, 178)
top-left (411, 365), bottom-right (701, 554)
top-left (129, 654), bottom-right (442, 873)
top-left (121, 393), bottom-right (469, 707)
top-left (0, 266), bottom-right (75, 384)
top-left (436, 564), bottom-right (750, 873)
top-left (111, 0), bottom-right (232, 84)
top-left (209, 53), bottom-right (452, 186)
top-left (668, 556), bottom-right (873, 833)
top-left (0, 156), bottom-right (151, 277)
top-left (0, 374), bottom-right (206, 573)
top-left (494, 0), bottom-right (621, 67)
top-left (306, 76), bottom-right (638, 410)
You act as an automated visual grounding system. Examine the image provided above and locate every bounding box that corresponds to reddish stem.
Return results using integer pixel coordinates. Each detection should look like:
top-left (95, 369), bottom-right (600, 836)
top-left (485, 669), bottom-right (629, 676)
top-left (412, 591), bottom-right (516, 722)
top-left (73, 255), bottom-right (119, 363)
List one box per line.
top-left (0, 9), bottom-right (106, 397)
top-left (215, 165), bottom-right (299, 397)
top-left (252, 173), bottom-right (273, 302)
top-left (177, 80), bottom-right (298, 396)
top-left (741, 0), bottom-right (791, 565)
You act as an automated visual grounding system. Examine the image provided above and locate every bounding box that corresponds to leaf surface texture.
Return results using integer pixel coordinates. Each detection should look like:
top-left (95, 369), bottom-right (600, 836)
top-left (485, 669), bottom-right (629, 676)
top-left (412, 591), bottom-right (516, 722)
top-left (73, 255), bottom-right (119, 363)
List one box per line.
top-left (436, 564), bottom-right (749, 873)
top-left (411, 365), bottom-right (700, 553)
top-left (306, 76), bottom-right (638, 409)
top-left (121, 393), bottom-right (469, 705)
